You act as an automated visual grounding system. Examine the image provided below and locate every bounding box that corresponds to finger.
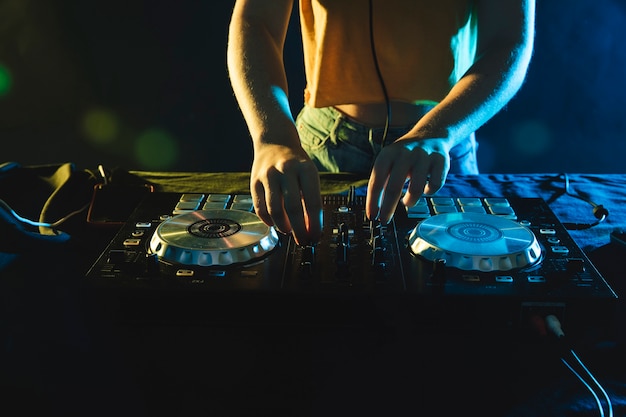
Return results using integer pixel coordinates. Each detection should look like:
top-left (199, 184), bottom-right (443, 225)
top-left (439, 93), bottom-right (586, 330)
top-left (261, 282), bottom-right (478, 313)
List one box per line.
top-left (402, 161), bottom-right (430, 208)
top-left (299, 166), bottom-right (323, 244)
top-left (265, 168), bottom-right (292, 235)
top-left (366, 157), bottom-right (392, 220)
top-left (424, 153), bottom-right (449, 195)
top-left (281, 174), bottom-right (307, 244)
top-left (378, 163), bottom-right (410, 224)
top-left (252, 180), bottom-right (273, 227)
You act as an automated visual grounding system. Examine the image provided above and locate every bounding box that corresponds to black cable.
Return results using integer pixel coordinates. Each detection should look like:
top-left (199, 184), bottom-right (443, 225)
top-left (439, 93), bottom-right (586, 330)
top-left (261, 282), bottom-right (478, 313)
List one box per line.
top-left (560, 173), bottom-right (609, 230)
top-left (545, 315), bottom-right (613, 417)
top-left (368, 0), bottom-right (391, 147)
top-left (560, 357), bottom-right (607, 417)
top-left (570, 349), bottom-right (613, 417)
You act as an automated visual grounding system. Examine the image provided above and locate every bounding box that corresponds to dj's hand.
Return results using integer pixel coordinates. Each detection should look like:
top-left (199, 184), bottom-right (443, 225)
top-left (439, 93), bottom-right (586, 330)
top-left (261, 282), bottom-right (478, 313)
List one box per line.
top-left (366, 138), bottom-right (451, 224)
top-left (250, 143), bottom-right (323, 245)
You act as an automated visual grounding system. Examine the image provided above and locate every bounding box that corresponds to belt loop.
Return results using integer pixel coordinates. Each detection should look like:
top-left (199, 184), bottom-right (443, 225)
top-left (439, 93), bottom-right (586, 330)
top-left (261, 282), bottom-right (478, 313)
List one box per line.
top-left (369, 127), bottom-right (381, 155)
top-left (329, 112), bottom-right (344, 146)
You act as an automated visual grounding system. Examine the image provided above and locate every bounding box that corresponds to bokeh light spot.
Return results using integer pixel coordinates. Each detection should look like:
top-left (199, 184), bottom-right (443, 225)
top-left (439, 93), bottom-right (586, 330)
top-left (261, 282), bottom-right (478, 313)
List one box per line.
top-left (135, 128), bottom-right (179, 170)
top-left (510, 120), bottom-right (553, 156)
top-left (82, 108), bottom-right (119, 145)
top-left (0, 64), bottom-right (12, 97)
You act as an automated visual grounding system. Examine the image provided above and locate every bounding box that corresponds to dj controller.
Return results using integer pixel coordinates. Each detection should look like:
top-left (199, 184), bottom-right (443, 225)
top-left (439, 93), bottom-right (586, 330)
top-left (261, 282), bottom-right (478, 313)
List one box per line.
top-left (86, 188), bottom-right (617, 335)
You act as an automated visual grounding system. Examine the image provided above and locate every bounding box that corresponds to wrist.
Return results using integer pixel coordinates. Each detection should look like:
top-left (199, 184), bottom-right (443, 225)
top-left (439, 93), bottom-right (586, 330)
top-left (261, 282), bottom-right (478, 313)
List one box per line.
top-left (253, 129), bottom-right (302, 152)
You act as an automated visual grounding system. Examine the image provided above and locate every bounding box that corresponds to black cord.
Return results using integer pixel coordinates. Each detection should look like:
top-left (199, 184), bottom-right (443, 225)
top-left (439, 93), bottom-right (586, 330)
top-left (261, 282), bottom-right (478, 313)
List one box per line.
top-left (545, 315), bottom-right (613, 417)
top-left (560, 173), bottom-right (609, 230)
top-left (368, 0), bottom-right (391, 147)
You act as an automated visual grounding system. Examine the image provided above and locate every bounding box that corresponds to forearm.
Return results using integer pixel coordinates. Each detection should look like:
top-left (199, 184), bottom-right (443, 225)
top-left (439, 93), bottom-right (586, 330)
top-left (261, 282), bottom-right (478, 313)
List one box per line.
top-left (409, 41), bottom-right (533, 147)
top-left (407, 0), bottom-right (535, 148)
top-left (227, 5), bottom-right (300, 151)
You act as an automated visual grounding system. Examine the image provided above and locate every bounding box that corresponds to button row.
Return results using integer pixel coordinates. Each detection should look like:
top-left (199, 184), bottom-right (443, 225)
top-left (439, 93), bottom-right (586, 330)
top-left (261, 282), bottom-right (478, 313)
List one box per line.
top-left (406, 197), bottom-right (516, 219)
top-left (173, 193), bottom-right (254, 215)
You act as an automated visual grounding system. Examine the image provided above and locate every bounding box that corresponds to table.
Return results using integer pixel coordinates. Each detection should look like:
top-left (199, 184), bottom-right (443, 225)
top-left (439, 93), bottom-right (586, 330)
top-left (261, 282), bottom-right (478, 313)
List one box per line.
top-left (1, 165), bottom-right (625, 416)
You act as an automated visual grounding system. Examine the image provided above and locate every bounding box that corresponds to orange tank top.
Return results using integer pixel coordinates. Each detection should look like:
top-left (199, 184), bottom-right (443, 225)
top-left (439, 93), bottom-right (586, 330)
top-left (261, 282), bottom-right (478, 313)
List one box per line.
top-left (298, 0), bottom-right (477, 107)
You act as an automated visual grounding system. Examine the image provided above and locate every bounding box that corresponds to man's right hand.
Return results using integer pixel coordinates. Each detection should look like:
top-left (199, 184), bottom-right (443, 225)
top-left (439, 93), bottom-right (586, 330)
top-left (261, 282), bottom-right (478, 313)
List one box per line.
top-left (250, 143), bottom-right (323, 246)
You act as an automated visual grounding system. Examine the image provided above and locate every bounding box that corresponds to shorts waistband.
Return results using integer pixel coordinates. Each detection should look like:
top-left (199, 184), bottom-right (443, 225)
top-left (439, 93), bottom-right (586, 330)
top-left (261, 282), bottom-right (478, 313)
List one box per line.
top-left (300, 105), bottom-right (475, 158)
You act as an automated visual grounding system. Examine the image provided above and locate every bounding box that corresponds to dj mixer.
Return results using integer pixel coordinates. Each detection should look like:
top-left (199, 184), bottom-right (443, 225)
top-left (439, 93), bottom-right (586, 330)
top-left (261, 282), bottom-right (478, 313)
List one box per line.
top-left (86, 189), bottom-right (617, 335)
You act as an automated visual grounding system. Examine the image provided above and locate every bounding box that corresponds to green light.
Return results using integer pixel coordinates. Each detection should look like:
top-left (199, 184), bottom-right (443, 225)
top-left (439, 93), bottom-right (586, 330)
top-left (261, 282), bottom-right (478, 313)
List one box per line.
top-left (0, 64), bottom-right (12, 97)
top-left (82, 108), bottom-right (119, 144)
top-left (135, 128), bottom-right (179, 170)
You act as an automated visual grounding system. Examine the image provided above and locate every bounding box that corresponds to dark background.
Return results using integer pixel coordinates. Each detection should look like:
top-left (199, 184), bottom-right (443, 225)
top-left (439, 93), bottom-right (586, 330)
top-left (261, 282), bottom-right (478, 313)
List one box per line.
top-left (1, 0), bottom-right (625, 174)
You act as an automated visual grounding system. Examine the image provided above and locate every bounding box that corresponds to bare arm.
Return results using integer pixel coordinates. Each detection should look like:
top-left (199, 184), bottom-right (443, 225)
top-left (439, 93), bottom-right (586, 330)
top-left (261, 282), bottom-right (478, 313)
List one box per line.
top-left (227, 0), bottom-right (322, 244)
top-left (367, 0), bottom-right (535, 223)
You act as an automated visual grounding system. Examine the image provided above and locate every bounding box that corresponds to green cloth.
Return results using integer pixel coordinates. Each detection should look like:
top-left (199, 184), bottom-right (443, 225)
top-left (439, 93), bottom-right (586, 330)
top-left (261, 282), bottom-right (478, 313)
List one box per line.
top-left (130, 171), bottom-right (369, 195)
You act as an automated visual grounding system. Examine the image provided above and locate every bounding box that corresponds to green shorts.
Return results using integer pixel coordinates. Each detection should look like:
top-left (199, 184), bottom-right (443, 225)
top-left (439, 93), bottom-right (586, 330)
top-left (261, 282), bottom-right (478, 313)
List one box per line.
top-left (296, 105), bottom-right (479, 176)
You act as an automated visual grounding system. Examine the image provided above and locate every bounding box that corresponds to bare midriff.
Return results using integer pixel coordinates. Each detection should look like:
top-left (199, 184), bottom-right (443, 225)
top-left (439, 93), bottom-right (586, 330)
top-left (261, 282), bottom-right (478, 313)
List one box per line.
top-left (334, 101), bottom-right (432, 128)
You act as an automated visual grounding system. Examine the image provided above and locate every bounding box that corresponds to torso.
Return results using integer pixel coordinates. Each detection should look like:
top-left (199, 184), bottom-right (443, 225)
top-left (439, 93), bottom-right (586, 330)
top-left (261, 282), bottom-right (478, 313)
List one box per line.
top-left (334, 101), bottom-right (433, 127)
top-left (300, 0), bottom-right (477, 109)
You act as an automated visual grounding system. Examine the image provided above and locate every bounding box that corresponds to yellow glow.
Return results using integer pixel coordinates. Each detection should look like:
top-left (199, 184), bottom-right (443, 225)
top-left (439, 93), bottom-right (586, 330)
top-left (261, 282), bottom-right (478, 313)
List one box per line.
top-left (82, 108), bottom-right (119, 144)
top-left (135, 128), bottom-right (179, 169)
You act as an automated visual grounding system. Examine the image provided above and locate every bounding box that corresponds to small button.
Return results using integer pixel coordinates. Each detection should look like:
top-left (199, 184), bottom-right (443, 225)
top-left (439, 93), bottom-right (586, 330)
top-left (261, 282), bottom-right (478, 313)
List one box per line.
top-left (233, 194), bottom-right (253, 203)
top-left (207, 194), bottom-right (230, 202)
top-left (203, 201), bottom-right (228, 210)
top-left (461, 206), bottom-right (486, 214)
top-left (430, 197), bottom-right (455, 206)
top-left (488, 206), bottom-right (515, 216)
top-left (484, 198), bottom-right (510, 207)
top-left (406, 204), bottom-right (431, 218)
top-left (230, 202), bottom-right (254, 212)
top-left (433, 205), bottom-right (458, 214)
top-left (180, 193), bottom-right (205, 202)
top-left (175, 201), bottom-right (201, 211)
top-left (551, 246), bottom-right (570, 254)
top-left (457, 198), bottom-right (482, 206)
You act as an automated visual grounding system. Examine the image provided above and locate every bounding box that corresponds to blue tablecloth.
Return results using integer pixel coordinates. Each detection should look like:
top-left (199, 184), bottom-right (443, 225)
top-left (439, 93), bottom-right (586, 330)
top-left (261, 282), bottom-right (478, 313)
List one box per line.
top-left (437, 173), bottom-right (626, 253)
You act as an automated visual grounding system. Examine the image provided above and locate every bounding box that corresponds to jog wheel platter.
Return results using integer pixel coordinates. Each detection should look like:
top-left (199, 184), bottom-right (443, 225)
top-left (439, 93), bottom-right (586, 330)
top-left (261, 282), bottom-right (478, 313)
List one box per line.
top-left (149, 209), bottom-right (279, 266)
top-left (408, 212), bottom-right (542, 272)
